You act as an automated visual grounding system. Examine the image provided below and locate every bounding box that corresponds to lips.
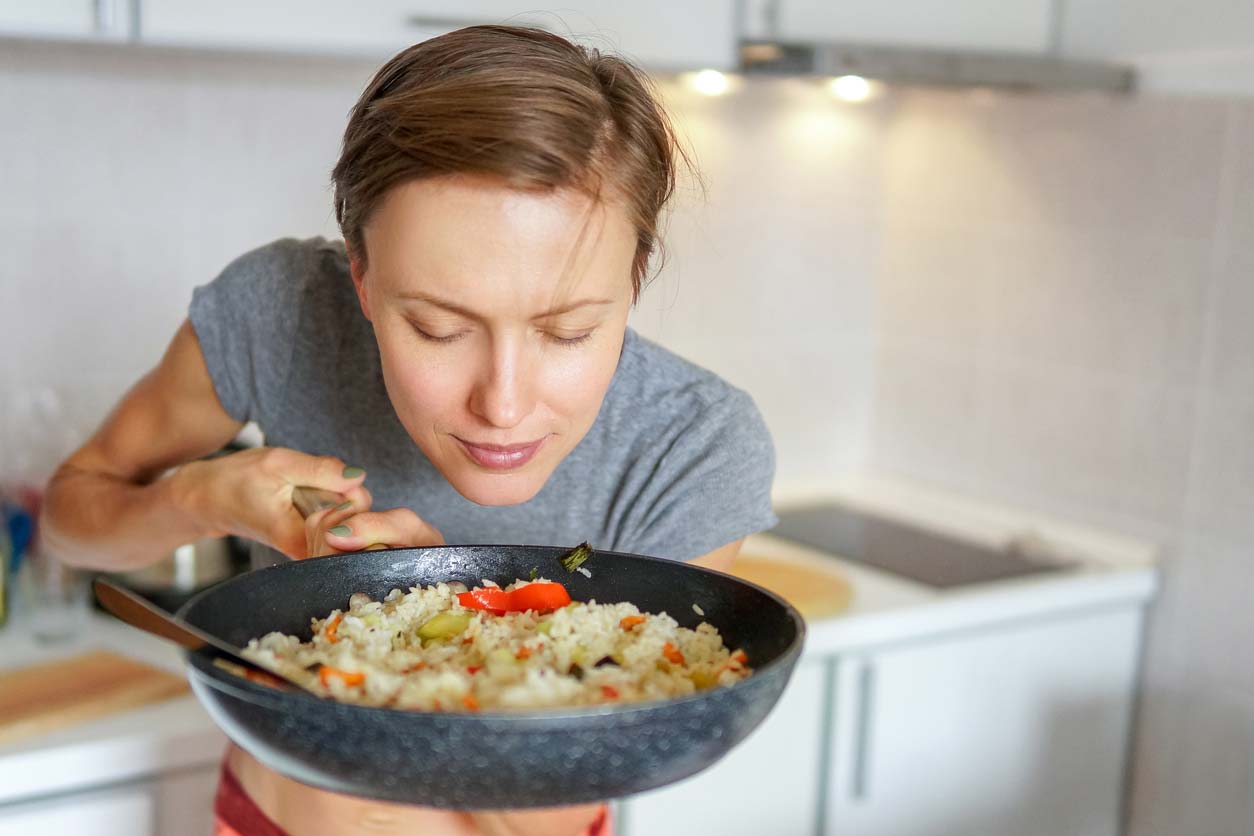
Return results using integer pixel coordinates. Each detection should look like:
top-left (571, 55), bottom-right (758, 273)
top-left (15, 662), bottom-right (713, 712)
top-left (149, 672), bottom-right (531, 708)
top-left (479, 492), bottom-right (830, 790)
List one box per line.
top-left (455, 436), bottom-right (548, 471)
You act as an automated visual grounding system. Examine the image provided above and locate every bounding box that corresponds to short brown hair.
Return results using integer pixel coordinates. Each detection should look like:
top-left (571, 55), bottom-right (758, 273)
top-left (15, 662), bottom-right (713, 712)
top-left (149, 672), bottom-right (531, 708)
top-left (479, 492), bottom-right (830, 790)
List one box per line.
top-left (332, 25), bottom-right (690, 300)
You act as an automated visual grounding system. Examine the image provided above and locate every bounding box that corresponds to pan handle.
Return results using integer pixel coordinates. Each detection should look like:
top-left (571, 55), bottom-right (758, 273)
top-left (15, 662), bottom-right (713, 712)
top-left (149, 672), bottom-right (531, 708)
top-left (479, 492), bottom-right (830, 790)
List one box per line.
top-left (291, 486), bottom-right (344, 519)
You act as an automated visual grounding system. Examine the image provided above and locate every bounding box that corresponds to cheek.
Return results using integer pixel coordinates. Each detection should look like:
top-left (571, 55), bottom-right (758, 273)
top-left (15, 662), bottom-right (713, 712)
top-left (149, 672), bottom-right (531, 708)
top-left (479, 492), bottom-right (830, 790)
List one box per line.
top-left (540, 341), bottom-right (623, 417)
top-left (376, 341), bottom-right (466, 426)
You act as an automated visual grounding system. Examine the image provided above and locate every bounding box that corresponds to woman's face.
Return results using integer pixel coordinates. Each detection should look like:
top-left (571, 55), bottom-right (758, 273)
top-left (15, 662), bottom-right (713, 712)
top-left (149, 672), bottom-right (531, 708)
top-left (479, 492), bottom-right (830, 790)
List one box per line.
top-left (351, 175), bottom-right (636, 506)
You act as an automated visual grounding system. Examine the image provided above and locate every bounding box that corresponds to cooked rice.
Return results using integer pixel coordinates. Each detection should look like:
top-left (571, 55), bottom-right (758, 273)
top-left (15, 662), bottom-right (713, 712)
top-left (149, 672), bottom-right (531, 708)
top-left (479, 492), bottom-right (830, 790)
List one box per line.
top-left (242, 579), bottom-right (752, 711)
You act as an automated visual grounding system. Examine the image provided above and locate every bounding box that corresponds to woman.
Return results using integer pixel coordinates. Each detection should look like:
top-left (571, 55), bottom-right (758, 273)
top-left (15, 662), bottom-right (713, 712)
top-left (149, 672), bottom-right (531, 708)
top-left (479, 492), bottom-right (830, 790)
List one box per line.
top-left (42, 25), bottom-right (775, 836)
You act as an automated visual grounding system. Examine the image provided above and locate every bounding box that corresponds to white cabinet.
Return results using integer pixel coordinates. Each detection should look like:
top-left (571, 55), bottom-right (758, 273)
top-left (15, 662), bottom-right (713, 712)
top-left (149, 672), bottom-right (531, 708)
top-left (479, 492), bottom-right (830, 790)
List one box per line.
top-left (825, 606), bottom-right (1141, 836)
top-left (743, 0), bottom-right (1055, 53)
top-left (0, 764), bottom-right (218, 836)
top-left (0, 0), bottom-right (130, 40)
top-left (139, 0), bottom-right (735, 69)
top-left (0, 783), bottom-right (154, 836)
top-left (619, 657), bottom-right (829, 836)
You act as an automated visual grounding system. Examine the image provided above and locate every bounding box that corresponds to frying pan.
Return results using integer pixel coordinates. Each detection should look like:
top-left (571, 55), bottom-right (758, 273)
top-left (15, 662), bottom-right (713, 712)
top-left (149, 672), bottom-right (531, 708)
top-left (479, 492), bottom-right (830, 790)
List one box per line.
top-left (176, 544), bottom-right (805, 809)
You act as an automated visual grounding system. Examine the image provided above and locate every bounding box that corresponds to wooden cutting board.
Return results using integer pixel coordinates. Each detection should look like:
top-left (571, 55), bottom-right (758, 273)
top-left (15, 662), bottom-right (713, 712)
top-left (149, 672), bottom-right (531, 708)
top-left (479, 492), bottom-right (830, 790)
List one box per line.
top-left (0, 650), bottom-right (190, 746)
top-left (729, 553), bottom-right (853, 620)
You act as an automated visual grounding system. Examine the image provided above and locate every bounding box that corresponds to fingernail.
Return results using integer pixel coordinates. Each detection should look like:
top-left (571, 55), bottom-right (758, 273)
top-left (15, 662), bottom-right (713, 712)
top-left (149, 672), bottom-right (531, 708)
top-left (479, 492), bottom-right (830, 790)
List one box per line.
top-left (343, 466), bottom-right (365, 479)
top-left (328, 525), bottom-right (352, 537)
top-left (335, 501), bottom-right (352, 511)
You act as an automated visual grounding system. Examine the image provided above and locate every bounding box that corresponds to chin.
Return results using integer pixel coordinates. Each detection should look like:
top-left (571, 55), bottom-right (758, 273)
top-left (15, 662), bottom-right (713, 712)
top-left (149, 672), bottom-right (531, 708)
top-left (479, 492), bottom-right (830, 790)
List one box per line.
top-left (446, 469), bottom-right (549, 507)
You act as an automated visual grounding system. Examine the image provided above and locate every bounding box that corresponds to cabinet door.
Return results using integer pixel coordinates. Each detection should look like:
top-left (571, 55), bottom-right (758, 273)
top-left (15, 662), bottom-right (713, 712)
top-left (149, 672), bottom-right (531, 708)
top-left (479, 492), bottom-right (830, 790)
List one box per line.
top-left (620, 657), bottom-right (829, 836)
top-left (826, 607), bottom-right (1142, 836)
top-left (154, 765), bottom-right (219, 836)
top-left (0, 783), bottom-right (155, 836)
top-left (139, 1), bottom-right (734, 69)
top-left (755, 0), bottom-right (1053, 53)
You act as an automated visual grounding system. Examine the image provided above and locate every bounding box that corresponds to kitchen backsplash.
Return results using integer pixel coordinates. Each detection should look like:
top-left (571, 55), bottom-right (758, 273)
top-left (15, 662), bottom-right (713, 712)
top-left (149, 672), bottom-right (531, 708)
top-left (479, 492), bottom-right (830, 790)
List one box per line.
top-left (867, 89), bottom-right (1254, 836)
top-left (3, 38), bottom-right (1252, 836)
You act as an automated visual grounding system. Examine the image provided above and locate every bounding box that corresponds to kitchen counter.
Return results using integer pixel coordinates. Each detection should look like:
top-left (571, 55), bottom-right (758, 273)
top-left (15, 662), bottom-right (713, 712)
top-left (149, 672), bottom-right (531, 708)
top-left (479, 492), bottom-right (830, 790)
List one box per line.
top-left (0, 607), bottom-right (226, 807)
top-left (748, 470), bottom-right (1158, 653)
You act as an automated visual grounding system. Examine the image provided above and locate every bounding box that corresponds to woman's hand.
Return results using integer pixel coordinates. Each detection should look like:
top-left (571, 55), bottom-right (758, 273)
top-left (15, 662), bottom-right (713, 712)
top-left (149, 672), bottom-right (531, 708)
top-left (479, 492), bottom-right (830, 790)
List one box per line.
top-left (175, 446), bottom-right (373, 559)
top-left (304, 504), bottom-right (444, 558)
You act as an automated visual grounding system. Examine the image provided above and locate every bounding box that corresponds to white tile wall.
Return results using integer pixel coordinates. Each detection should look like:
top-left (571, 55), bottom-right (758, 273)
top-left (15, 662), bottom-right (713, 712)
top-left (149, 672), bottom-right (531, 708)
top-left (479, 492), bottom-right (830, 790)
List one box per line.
top-left (871, 88), bottom-right (1254, 836)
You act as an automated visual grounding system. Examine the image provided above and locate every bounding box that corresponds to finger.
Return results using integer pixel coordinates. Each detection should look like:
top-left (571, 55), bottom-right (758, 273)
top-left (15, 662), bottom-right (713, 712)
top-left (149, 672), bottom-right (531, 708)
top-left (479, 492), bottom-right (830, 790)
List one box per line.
top-left (261, 448), bottom-right (368, 496)
top-left (323, 508), bottom-right (444, 551)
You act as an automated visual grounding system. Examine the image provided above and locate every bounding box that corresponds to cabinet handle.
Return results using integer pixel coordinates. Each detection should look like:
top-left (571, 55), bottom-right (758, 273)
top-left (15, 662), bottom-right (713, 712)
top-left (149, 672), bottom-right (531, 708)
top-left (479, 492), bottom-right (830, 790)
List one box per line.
top-left (850, 660), bottom-right (876, 802)
top-left (93, 0), bottom-right (116, 35)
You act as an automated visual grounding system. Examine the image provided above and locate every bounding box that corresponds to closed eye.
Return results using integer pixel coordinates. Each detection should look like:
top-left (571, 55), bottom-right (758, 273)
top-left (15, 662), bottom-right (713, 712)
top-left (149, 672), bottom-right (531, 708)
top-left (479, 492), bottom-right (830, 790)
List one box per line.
top-left (548, 331), bottom-right (594, 347)
top-left (412, 324), bottom-right (467, 344)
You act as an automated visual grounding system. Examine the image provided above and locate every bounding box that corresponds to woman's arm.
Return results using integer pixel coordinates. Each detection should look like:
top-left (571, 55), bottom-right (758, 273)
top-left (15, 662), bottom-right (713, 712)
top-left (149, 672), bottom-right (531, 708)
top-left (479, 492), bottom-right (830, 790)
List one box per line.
top-left (40, 319), bottom-right (370, 570)
top-left (688, 538), bottom-right (744, 573)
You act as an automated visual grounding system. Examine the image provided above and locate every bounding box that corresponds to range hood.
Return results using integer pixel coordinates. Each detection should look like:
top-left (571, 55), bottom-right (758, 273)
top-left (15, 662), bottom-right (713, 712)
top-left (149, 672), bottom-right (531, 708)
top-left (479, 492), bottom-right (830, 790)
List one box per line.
top-left (739, 39), bottom-right (1136, 94)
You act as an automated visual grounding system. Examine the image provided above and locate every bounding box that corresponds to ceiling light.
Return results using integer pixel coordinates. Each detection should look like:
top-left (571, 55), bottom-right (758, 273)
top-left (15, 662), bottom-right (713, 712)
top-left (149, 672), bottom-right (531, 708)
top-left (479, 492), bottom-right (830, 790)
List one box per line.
top-left (829, 75), bottom-right (875, 102)
top-left (689, 69), bottom-right (731, 96)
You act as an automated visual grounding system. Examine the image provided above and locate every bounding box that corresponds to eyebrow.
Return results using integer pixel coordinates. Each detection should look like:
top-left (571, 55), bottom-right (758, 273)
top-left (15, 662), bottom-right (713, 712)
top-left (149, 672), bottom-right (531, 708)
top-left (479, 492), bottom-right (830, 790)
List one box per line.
top-left (394, 292), bottom-right (616, 320)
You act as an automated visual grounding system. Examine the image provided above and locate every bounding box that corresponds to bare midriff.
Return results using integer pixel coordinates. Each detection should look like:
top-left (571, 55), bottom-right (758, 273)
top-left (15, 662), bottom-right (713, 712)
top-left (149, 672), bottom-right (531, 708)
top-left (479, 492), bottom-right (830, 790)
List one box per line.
top-left (226, 744), bottom-right (482, 835)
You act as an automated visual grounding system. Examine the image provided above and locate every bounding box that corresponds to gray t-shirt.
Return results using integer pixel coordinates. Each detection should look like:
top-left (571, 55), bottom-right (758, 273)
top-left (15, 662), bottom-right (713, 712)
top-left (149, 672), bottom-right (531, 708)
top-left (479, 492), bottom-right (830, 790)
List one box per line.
top-left (189, 237), bottom-right (777, 563)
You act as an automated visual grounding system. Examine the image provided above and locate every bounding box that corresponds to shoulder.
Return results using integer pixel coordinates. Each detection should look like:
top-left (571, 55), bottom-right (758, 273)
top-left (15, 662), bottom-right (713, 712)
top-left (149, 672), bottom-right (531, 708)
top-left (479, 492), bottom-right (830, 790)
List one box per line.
top-left (609, 329), bottom-right (771, 448)
top-left (198, 236), bottom-right (348, 300)
top-left (594, 330), bottom-right (777, 560)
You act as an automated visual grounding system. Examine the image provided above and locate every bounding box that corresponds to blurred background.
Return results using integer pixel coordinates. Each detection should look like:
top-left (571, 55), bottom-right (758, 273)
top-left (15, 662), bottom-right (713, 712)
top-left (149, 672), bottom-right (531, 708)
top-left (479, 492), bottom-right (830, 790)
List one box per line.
top-left (0, 1), bottom-right (1250, 834)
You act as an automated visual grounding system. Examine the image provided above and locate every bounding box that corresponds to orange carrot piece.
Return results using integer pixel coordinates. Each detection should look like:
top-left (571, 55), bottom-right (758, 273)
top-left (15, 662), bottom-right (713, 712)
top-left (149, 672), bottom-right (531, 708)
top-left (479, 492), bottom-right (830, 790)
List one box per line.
top-left (662, 642), bottom-right (685, 666)
top-left (601, 685), bottom-right (620, 700)
top-left (319, 666), bottom-right (365, 687)
top-left (731, 650), bottom-right (749, 666)
top-left (620, 615), bottom-right (647, 630)
top-left (324, 612), bottom-right (343, 644)
top-left (515, 645), bottom-right (533, 660)
top-left (462, 694), bottom-right (481, 711)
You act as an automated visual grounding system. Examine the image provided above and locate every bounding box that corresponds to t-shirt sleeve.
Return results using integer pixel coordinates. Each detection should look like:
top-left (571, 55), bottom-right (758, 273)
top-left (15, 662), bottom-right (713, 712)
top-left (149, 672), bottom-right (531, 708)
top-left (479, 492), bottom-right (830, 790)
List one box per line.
top-left (622, 389), bottom-right (778, 562)
top-left (187, 239), bottom-right (305, 426)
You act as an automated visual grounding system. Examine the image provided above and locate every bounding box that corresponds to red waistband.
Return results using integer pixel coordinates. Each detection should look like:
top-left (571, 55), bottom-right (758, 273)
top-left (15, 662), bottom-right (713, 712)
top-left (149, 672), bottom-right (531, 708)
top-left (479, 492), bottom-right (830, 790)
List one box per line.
top-left (214, 760), bottom-right (288, 836)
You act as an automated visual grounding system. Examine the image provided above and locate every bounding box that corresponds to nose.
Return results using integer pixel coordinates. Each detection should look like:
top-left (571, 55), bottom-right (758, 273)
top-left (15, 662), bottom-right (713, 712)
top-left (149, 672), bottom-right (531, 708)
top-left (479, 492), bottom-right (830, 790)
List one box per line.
top-left (467, 334), bottom-right (536, 430)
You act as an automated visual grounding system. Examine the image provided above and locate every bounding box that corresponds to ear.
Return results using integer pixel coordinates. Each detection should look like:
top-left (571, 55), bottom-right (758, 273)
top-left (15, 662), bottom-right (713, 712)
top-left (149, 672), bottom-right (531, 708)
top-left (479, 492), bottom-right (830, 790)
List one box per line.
top-left (348, 250), bottom-right (372, 322)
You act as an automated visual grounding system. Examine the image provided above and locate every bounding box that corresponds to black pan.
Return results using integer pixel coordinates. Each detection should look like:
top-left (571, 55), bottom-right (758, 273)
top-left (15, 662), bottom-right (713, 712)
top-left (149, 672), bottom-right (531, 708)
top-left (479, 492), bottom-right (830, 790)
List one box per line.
top-left (177, 544), bottom-right (805, 809)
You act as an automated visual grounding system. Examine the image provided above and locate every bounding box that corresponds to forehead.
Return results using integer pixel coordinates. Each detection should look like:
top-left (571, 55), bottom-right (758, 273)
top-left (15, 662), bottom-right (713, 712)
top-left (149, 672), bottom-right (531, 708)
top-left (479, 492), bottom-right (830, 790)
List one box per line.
top-left (362, 175), bottom-right (635, 308)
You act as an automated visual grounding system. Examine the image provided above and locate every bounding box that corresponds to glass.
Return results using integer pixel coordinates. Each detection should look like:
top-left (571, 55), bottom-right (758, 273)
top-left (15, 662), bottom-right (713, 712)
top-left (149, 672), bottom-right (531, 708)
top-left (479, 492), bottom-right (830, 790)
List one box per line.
top-left (21, 546), bottom-right (89, 643)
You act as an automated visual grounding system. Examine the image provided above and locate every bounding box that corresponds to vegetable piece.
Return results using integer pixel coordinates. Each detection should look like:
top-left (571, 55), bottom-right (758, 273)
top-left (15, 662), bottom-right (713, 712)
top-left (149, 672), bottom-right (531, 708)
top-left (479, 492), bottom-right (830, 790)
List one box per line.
top-left (458, 582), bottom-right (572, 614)
top-left (731, 650), bottom-right (749, 666)
top-left (417, 611), bottom-right (473, 641)
top-left (487, 648), bottom-right (518, 670)
top-left (558, 542), bottom-right (593, 573)
top-left (320, 666), bottom-right (365, 687)
top-left (535, 619), bottom-right (553, 636)
top-left (529, 566), bottom-right (539, 581)
top-left (690, 669), bottom-right (719, 690)
top-left (462, 694), bottom-right (480, 712)
top-left (467, 665), bottom-right (483, 675)
top-left (662, 642), bottom-right (686, 666)
top-left (620, 615), bottom-right (646, 631)
top-left (457, 588), bottom-right (511, 615)
top-left (515, 645), bottom-right (533, 660)
top-left (508, 582), bottom-right (571, 613)
top-left (601, 685), bottom-right (620, 700)
top-left (324, 612), bottom-right (343, 644)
